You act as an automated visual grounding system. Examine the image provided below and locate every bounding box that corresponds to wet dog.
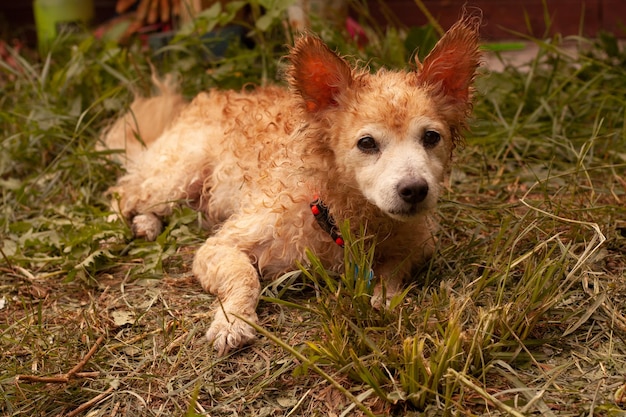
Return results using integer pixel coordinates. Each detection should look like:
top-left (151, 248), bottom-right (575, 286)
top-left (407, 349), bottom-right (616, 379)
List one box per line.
top-left (103, 16), bottom-right (481, 355)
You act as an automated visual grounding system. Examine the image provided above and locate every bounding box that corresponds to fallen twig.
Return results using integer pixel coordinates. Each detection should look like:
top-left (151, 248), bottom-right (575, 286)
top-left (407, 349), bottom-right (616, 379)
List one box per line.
top-left (15, 371), bottom-right (101, 384)
top-left (66, 385), bottom-right (115, 417)
top-left (16, 335), bottom-right (105, 384)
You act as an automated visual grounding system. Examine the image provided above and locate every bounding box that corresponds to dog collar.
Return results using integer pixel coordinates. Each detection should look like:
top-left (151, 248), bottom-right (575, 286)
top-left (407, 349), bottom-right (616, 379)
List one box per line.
top-left (310, 197), bottom-right (344, 247)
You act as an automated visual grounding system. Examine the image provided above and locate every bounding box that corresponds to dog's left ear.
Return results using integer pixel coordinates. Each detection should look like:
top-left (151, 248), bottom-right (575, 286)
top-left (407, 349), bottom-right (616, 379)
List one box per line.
top-left (287, 36), bottom-right (353, 114)
top-left (415, 15), bottom-right (481, 105)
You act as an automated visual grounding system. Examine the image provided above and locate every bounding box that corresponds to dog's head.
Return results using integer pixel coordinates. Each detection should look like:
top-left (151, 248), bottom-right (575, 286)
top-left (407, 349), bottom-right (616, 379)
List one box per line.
top-left (288, 16), bottom-right (481, 220)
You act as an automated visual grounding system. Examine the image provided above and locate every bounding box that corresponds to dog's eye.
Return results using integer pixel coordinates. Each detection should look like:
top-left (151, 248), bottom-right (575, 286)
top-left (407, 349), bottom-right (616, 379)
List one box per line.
top-left (422, 130), bottom-right (441, 148)
top-left (357, 136), bottom-right (379, 154)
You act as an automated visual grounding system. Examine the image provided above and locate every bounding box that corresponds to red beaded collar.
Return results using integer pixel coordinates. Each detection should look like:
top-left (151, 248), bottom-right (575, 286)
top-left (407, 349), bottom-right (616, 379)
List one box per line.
top-left (310, 197), bottom-right (344, 247)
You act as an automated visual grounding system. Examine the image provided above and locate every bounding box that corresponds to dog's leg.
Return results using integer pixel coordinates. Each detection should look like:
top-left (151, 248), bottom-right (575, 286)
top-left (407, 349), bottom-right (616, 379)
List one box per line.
top-left (371, 236), bottom-right (436, 308)
top-left (110, 126), bottom-right (210, 240)
top-left (192, 235), bottom-right (260, 356)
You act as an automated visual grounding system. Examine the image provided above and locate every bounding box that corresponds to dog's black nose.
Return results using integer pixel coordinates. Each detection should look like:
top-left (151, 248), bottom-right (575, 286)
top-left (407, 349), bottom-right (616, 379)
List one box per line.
top-left (397, 179), bottom-right (429, 204)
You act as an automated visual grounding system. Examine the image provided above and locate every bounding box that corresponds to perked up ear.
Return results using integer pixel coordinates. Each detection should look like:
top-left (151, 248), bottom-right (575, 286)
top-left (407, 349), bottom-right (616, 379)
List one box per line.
top-left (287, 36), bottom-right (353, 114)
top-left (415, 15), bottom-right (481, 104)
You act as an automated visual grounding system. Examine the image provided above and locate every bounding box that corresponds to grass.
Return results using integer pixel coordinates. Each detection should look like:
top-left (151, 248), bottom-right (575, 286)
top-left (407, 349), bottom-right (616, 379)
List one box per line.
top-left (2, 1), bottom-right (626, 415)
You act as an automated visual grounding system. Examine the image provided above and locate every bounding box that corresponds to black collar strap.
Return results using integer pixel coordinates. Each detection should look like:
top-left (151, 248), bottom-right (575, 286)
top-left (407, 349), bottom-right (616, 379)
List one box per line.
top-left (310, 197), bottom-right (344, 247)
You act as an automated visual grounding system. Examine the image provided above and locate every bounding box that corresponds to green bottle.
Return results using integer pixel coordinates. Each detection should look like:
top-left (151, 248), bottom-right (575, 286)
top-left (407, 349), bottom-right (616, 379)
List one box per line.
top-left (33, 0), bottom-right (94, 55)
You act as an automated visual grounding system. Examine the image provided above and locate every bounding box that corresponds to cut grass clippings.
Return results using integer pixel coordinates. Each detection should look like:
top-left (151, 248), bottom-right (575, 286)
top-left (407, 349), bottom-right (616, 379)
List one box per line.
top-left (2, 2), bottom-right (626, 416)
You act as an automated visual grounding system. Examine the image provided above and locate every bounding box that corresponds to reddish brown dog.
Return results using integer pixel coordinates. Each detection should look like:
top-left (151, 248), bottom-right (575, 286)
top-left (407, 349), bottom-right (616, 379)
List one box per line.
top-left (103, 16), bottom-right (481, 355)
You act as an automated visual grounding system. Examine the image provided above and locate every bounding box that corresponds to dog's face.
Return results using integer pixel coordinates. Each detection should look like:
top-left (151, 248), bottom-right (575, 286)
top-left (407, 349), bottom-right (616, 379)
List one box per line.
top-left (329, 75), bottom-right (454, 219)
top-left (288, 16), bottom-right (481, 220)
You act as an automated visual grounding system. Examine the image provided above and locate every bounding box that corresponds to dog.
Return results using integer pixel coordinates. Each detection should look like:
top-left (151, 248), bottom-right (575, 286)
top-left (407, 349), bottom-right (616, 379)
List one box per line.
top-left (102, 16), bottom-right (481, 356)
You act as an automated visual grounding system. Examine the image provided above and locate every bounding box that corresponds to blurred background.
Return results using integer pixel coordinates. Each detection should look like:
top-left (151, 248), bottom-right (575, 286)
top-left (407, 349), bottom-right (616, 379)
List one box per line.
top-left (1, 0), bottom-right (625, 52)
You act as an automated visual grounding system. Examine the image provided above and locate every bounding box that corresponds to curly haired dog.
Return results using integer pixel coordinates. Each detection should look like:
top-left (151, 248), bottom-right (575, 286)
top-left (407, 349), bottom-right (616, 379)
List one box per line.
top-left (102, 16), bottom-right (481, 356)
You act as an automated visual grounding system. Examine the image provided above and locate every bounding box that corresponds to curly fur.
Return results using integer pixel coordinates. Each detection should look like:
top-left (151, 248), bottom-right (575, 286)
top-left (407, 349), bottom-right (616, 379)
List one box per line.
top-left (102, 16), bottom-right (481, 356)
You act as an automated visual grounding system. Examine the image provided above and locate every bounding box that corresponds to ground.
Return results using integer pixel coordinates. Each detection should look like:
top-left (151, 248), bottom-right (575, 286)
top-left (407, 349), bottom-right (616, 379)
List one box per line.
top-left (1, 4), bottom-right (626, 416)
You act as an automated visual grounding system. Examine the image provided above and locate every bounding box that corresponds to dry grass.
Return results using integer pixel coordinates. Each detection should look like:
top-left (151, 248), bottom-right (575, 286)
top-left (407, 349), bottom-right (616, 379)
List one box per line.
top-left (2, 2), bottom-right (626, 416)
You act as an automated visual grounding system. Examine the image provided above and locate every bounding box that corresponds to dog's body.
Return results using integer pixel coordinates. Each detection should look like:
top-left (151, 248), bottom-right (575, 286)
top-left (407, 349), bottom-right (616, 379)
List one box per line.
top-left (103, 17), bottom-right (480, 355)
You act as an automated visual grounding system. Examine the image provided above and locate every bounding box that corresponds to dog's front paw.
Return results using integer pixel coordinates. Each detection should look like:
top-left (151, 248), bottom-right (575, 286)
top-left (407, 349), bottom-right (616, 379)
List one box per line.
top-left (206, 310), bottom-right (258, 356)
top-left (371, 283), bottom-right (399, 310)
top-left (131, 213), bottom-right (163, 241)
top-left (370, 292), bottom-right (387, 310)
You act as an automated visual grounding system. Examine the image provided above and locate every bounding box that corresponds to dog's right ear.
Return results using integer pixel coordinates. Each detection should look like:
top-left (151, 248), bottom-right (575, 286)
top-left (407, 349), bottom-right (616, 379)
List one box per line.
top-left (287, 36), bottom-right (353, 114)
